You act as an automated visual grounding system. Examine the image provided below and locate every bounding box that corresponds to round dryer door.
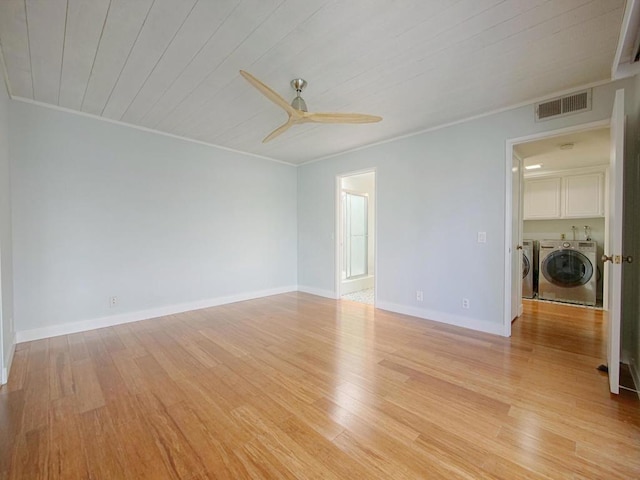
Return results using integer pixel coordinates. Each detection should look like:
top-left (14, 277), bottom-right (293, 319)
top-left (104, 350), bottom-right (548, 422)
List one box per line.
top-left (541, 250), bottom-right (594, 287)
top-left (522, 254), bottom-right (530, 279)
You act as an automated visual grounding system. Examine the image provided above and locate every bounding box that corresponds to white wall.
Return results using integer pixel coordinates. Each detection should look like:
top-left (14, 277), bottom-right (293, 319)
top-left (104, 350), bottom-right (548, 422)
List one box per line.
top-left (0, 69), bottom-right (14, 383)
top-left (297, 79), bottom-right (635, 335)
top-left (10, 101), bottom-right (297, 339)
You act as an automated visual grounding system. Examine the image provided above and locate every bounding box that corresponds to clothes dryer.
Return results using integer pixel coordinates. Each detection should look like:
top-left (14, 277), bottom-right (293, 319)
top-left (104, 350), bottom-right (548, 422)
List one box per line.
top-left (538, 240), bottom-right (597, 306)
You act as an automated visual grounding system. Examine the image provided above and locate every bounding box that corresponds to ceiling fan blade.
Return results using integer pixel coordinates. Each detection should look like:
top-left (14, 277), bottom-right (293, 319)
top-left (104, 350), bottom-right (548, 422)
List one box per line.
top-left (263, 120), bottom-right (294, 143)
top-left (240, 70), bottom-right (296, 115)
top-left (306, 112), bottom-right (382, 124)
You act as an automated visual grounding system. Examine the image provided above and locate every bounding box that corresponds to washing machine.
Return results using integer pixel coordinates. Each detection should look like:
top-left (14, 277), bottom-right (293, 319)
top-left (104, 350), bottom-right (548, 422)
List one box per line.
top-left (522, 240), bottom-right (535, 299)
top-left (538, 240), bottom-right (597, 306)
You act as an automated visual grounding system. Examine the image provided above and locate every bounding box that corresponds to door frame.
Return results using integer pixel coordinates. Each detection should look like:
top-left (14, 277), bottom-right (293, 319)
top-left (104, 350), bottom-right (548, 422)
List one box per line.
top-left (503, 119), bottom-right (610, 336)
top-left (0, 252), bottom-right (4, 383)
top-left (511, 152), bottom-right (524, 321)
top-left (335, 168), bottom-right (377, 302)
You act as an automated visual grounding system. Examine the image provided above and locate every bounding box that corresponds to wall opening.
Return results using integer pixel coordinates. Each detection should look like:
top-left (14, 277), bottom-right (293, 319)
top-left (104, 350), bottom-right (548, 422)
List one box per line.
top-left (337, 171), bottom-right (375, 306)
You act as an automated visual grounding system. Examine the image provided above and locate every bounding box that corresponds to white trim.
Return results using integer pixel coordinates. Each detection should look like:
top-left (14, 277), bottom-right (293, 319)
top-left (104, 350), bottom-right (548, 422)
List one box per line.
top-left (297, 285), bottom-right (338, 300)
top-left (1, 334), bottom-right (16, 384)
top-left (503, 119), bottom-right (612, 338)
top-left (300, 79), bottom-right (614, 166)
top-left (10, 97), bottom-right (294, 167)
top-left (523, 164), bottom-right (608, 179)
top-left (376, 301), bottom-right (505, 337)
top-left (507, 120), bottom-right (611, 146)
top-left (335, 175), bottom-right (342, 297)
top-left (503, 141), bottom-right (513, 337)
top-left (15, 286), bottom-right (297, 343)
top-left (612, 0), bottom-right (640, 80)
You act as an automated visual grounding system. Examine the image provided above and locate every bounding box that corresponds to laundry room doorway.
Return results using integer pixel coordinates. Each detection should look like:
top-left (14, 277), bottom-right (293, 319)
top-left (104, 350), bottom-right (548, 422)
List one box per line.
top-left (336, 170), bottom-right (376, 306)
top-left (509, 123), bottom-right (610, 317)
top-left (504, 90), bottom-right (630, 394)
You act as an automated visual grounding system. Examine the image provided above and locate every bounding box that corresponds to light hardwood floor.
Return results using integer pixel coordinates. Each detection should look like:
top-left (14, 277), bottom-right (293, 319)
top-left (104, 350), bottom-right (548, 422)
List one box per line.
top-left (0, 293), bottom-right (638, 479)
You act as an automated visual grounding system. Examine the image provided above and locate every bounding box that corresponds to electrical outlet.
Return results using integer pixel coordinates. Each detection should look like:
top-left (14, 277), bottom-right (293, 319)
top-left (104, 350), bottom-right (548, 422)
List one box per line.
top-left (477, 232), bottom-right (487, 243)
top-left (462, 298), bottom-right (470, 309)
top-left (109, 296), bottom-right (117, 308)
top-left (416, 291), bottom-right (424, 302)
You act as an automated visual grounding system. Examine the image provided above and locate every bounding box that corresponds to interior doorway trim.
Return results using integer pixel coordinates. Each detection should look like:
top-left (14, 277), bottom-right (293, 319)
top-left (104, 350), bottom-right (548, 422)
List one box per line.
top-left (503, 119), bottom-right (610, 337)
top-left (335, 168), bottom-right (377, 303)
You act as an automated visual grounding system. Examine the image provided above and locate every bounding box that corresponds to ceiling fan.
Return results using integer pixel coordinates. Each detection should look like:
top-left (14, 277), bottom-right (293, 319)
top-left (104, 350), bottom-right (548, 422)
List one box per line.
top-left (239, 70), bottom-right (382, 143)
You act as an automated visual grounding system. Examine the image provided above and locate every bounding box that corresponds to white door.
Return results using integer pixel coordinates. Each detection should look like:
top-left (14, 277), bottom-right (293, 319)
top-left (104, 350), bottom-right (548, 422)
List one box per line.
top-left (604, 89), bottom-right (625, 394)
top-left (511, 155), bottom-right (523, 320)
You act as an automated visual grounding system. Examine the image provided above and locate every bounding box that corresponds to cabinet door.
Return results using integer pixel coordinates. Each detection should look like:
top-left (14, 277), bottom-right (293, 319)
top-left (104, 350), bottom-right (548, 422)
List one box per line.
top-left (563, 173), bottom-right (604, 218)
top-left (523, 177), bottom-right (561, 219)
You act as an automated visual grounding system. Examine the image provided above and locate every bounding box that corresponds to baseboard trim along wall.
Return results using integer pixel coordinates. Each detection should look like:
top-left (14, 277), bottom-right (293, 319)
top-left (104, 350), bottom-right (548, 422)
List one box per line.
top-left (15, 286), bottom-right (298, 343)
top-left (296, 286), bottom-right (339, 300)
top-left (375, 301), bottom-right (505, 337)
top-left (1, 334), bottom-right (16, 384)
top-left (14, 288), bottom-right (503, 347)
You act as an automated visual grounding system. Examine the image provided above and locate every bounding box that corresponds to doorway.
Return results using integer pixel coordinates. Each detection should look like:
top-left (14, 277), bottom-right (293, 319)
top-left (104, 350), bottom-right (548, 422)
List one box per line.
top-left (337, 170), bottom-right (376, 305)
top-left (504, 120), bottom-right (611, 336)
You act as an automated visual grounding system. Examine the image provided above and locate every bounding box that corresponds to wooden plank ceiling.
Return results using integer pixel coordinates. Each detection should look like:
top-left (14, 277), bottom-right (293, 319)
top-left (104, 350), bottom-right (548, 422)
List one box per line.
top-left (0, 0), bottom-right (626, 164)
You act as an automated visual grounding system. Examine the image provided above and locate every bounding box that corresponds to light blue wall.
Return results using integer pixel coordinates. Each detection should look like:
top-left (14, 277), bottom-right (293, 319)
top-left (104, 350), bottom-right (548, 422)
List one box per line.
top-left (297, 78), bottom-right (637, 335)
top-left (4, 75), bottom-right (639, 378)
top-left (10, 101), bottom-right (297, 334)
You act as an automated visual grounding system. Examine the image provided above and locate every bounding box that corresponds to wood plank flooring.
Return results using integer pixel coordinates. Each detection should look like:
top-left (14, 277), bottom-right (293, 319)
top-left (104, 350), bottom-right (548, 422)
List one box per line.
top-left (0, 293), bottom-right (638, 479)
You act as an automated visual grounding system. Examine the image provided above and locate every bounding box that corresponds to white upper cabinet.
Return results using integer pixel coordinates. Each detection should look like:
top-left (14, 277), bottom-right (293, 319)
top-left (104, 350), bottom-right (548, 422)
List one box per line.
top-left (563, 173), bottom-right (604, 218)
top-left (523, 177), bottom-right (561, 219)
top-left (523, 169), bottom-right (605, 220)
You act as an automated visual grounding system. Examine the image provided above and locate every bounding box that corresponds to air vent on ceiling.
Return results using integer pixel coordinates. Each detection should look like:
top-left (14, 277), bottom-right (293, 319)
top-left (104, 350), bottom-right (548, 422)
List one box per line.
top-left (535, 89), bottom-right (592, 122)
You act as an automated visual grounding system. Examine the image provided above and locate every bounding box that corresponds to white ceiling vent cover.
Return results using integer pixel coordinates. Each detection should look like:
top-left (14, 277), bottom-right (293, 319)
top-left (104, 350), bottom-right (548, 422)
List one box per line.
top-left (535, 89), bottom-right (592, 122)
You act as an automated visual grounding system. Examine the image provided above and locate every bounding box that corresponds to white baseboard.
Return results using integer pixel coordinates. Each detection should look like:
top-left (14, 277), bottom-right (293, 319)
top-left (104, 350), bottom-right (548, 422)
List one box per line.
top-left (297, 285), bottom-right (338, 300)
top-left (375, 301), bottom-right (505, 337)
top-left (15, 286), bottom-right (297, 343)
top-left (1, 333), bottom-right (16, 385)
top-left (14, 287), bottom-right (504, 345)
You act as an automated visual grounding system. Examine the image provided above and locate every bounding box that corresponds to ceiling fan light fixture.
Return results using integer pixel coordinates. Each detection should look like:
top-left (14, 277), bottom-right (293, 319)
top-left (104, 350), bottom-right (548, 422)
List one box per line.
top-left (291, 95), bottom-right (308, 112)
top-left (290, 78), bottom-right (308, 111)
